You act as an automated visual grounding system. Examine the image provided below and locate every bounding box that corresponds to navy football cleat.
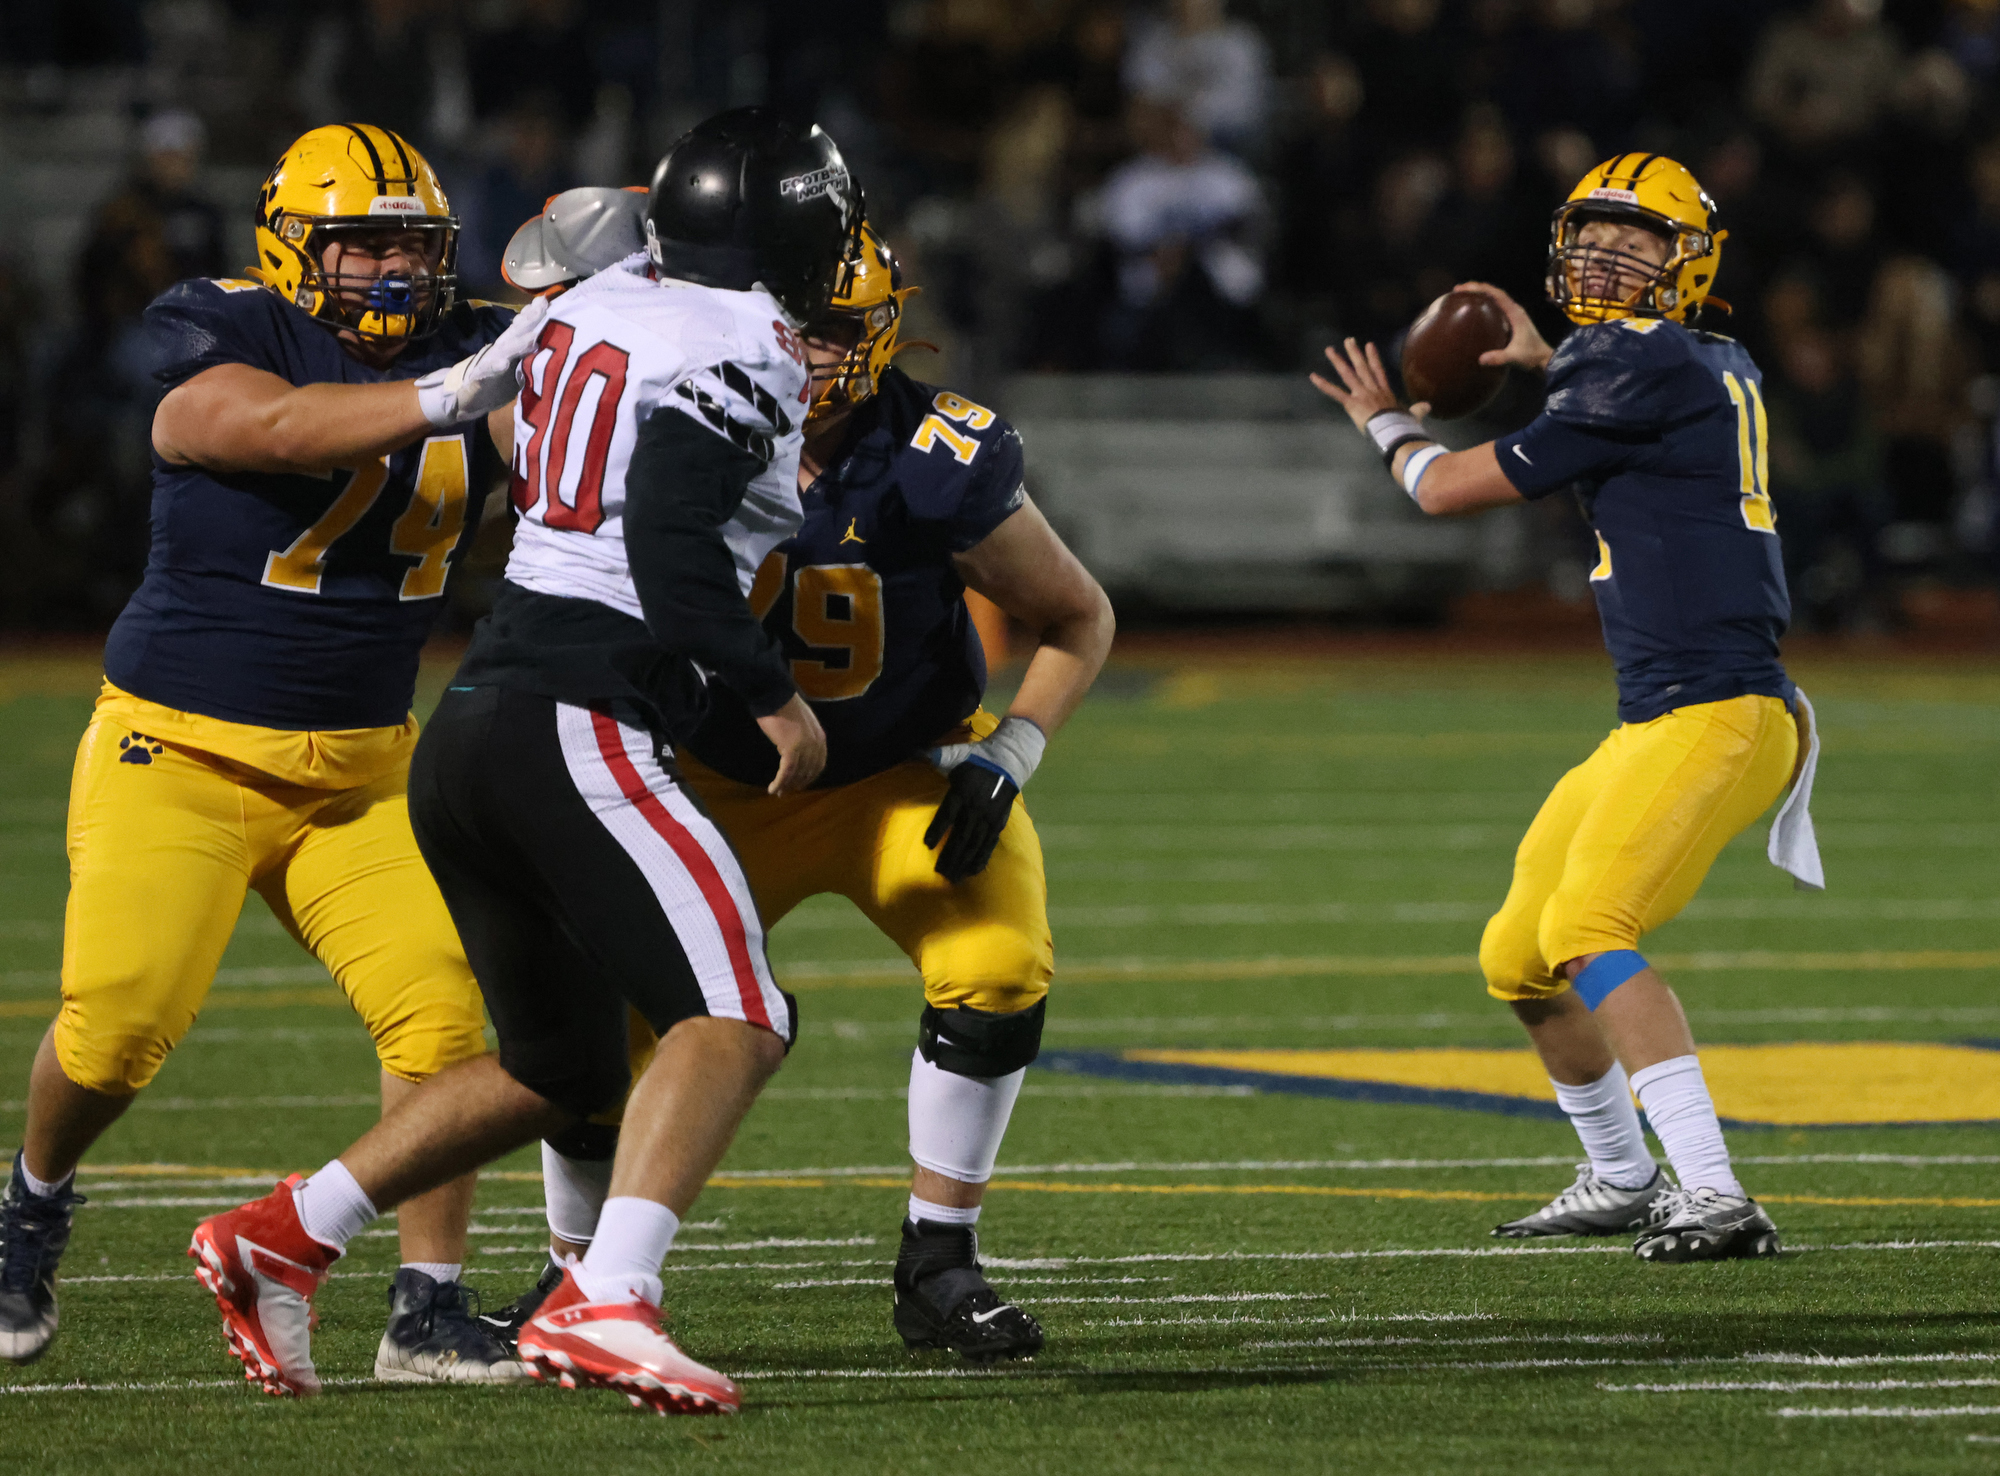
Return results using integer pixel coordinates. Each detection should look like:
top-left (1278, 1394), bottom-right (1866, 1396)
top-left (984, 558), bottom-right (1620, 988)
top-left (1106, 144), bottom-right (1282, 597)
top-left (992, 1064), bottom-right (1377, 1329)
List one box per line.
top-left (476, 1258), bottom-right (565, 1357)
top-left (373, 1267), bottom-right (532, 1384)
top-left (892, 1219), bottom-right (1044, 1362)
top-left (0, 1151), bottom-right (85, 1364)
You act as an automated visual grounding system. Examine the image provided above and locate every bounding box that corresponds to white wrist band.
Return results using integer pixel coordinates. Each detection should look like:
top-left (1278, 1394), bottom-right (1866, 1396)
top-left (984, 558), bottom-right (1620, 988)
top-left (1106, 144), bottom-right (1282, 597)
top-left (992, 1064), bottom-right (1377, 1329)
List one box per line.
top-left (1364, 409), bottom-right (1426, 457)
top-left (1400, 444), bottom-right (1447, 500)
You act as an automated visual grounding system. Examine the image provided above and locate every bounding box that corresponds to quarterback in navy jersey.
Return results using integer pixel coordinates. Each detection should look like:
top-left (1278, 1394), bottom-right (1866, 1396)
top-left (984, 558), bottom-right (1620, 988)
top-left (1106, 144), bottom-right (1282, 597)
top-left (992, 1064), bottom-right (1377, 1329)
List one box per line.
top-left (1316, 156), bottom-right (1821, 1263)
top-left (0, 124), bottom-right (549, 1384)
top-left (499, 217), bottom-right (1114, 1364)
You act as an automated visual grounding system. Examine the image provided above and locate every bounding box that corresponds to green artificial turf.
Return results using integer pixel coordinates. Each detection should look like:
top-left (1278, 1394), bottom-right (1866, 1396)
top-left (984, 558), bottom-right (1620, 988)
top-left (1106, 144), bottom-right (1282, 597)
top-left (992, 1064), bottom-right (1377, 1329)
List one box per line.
top-left (3, 643), bottom-right (1999, 1474)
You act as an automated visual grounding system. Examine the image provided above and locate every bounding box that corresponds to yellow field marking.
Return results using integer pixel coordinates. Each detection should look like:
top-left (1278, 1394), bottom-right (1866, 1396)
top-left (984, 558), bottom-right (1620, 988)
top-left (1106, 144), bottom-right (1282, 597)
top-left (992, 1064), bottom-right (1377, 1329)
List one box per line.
top-left (1128, 1043), bottom-right (2000, 1126)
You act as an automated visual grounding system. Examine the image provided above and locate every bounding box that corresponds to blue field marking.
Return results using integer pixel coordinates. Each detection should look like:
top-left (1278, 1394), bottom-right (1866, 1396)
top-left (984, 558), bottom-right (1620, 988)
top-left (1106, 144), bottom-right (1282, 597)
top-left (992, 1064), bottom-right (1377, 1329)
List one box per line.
top-left (1035, 1050), bottom-right (1571, 1122)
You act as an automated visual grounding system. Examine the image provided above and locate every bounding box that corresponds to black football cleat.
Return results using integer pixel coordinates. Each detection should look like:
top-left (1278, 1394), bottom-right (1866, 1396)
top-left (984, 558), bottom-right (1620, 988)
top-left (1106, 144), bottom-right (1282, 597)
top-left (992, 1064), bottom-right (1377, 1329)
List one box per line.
top-left (373, 1267), bottom-right (531, 1384)
top-left (892, 1218), bottom-right (1044, 1363)
top-left (475, 1258), bottom-right (566, 1358)
top-left (0, 1151), bottom-right (85, 1364)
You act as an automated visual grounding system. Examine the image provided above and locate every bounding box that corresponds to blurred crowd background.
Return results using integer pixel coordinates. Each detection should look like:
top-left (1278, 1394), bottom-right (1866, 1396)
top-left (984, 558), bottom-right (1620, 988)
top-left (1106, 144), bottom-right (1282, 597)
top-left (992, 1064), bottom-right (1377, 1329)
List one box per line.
top-left (1, 0), bottom-right (1998, 636)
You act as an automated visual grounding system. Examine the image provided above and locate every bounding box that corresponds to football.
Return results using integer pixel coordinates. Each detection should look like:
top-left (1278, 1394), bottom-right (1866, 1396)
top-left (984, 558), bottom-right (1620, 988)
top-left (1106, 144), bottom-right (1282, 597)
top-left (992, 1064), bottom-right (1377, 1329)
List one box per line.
top-left (1400, 289), bottom-right (1513, 420)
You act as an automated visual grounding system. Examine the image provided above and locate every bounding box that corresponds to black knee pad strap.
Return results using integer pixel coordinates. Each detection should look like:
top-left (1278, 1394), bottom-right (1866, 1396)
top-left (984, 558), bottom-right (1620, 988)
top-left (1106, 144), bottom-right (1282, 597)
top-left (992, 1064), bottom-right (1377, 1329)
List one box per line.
top-left (542, 1120), bottom-right (622, 1162)
top-left (917, 998), bottom-right (1046, 1078)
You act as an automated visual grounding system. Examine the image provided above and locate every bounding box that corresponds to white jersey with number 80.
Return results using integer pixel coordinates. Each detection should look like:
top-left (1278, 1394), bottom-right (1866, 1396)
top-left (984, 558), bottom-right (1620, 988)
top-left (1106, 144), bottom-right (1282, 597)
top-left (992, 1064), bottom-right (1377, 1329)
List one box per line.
top-left (503, 252), bottom-right (810, 622)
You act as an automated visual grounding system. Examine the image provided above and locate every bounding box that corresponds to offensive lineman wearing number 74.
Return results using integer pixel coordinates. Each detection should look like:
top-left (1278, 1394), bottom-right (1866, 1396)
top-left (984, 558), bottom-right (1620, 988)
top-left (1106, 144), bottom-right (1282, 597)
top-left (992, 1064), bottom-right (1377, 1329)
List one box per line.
top-left (1315, 154), bottom-right (1824, 1263)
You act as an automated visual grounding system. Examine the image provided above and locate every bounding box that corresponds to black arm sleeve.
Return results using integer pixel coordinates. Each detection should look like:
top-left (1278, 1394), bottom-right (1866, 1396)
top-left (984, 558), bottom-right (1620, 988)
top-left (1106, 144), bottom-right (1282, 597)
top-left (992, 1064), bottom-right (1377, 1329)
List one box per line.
top-left (623, 406), bottom-right (797, 717)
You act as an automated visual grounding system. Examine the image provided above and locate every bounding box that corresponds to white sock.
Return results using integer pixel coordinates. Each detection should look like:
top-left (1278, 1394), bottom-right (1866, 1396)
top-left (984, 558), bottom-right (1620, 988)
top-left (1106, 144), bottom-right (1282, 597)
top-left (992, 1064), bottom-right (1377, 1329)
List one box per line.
top-left (403, 1261), bottom-right (461, 1283)
top-left (1551, 1063), bottom-right (1656, 1190)
top-left (906, 1051), bottom-right (1025, 1183)
top-left (1630, 1054), bottom-right (1745, 1198)
top-left (909, 1194), bottom-right (981, 1227)
top-left (542, 1143), bottom-right (613, 1246)
top-left (19, 1157), bottom-right (73, 1200)
top-left (292, 1160), bottom-right (378, 1250)
top-left (576, 1197), bottom-right (678, 1306)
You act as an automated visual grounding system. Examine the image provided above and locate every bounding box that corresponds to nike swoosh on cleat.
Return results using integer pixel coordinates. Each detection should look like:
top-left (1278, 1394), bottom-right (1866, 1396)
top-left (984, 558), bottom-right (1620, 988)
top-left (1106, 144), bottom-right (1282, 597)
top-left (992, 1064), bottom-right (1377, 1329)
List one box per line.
top-left (970, 1305), bottom-right (1016, 1324)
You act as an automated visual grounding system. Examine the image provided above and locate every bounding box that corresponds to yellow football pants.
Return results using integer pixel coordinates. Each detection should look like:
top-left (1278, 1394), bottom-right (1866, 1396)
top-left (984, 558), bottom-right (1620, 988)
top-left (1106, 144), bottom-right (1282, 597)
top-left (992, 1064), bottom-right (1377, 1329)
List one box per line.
top-left (1480, 693), bottom-right (1799, 1001)
top-left (677, 731), bottom-right (1053, 1017)
top-left (55, 705), bottom-right (488, 1094)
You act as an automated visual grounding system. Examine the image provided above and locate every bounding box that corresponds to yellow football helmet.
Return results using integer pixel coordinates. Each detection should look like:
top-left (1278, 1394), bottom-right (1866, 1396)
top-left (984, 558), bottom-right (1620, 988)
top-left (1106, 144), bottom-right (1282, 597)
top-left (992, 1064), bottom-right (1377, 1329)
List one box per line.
top-left (805, 219), bottom-right (924, 424)
top-left (1546, 155), bottom-right (1726, 326)
top-left (250, 123), bottom-right (459, 341)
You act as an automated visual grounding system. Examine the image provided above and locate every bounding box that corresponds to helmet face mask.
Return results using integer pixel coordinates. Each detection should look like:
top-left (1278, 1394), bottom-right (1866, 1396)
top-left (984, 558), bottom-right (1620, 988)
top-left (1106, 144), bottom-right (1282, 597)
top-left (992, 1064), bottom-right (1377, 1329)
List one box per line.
top-left (298, 222), bottom-right (455, 341)
top-left (802, 220), bottom-right (916, 425)
top-left (252, 124), bottom-right (460, 344)
top-left (1545, 156), bottom-right (1725, 326)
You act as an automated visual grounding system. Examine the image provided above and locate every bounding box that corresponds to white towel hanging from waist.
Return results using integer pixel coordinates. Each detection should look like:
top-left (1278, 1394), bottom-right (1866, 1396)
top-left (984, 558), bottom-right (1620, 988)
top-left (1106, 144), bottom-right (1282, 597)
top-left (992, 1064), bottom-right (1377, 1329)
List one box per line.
top-left (1767, 688), bottom-right (1824, 891)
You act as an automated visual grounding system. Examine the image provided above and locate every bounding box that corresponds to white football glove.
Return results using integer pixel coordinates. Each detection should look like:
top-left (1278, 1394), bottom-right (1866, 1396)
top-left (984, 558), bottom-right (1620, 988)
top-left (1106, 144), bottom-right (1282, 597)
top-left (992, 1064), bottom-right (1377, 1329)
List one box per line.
top-left (414, 295), bottom-right (552, 428)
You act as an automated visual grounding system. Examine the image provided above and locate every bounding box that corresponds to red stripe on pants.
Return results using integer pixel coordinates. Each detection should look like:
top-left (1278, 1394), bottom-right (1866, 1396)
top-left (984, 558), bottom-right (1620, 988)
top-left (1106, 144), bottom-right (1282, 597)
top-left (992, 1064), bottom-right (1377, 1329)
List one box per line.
top-left (589, 711), bottom-right (771, 1030)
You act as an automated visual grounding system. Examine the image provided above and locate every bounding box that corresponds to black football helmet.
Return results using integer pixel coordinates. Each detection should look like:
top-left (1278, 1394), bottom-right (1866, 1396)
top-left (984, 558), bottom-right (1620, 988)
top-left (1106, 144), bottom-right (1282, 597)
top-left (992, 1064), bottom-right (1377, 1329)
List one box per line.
top-left (645, 107), bottom-right (862, 324)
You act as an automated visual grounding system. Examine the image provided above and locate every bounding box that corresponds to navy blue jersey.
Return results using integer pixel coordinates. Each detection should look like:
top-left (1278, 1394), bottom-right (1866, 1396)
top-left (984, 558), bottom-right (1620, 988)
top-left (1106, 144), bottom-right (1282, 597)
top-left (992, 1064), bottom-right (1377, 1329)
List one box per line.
top-left (103, 278), bottom-right (513, 730)
top-left (1494, 318), bottom-right (1792, 723)
top-left (683, 367), bottom-right (1027, 787)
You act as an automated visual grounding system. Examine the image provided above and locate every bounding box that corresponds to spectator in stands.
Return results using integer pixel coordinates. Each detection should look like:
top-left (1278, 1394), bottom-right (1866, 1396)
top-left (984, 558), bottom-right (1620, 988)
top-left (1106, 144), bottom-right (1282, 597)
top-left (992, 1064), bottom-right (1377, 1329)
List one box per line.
top-left (1272, 52), bottom-right (1366, 307)
top-left (1763, 320), bottom-right (1890, 630)
top-left (1795, 172), bottom-right (1883, 331)
top-left (1949, 134), bottom-right (2000, 372)
top-left (1937, 0), bottom-right (2000, 92)
top-left (1345, 150), bottom-right (1453, 344)
top-left (458, 101), bottom-right (576, 295)
top-left (1350, 0), bottom-right (1461, 155)
top-left (77, 110), bottom-right (227, 323)
top-left (1857, 255), bottom-right (1977, 539)
top-left (297, 0), bottom-right (452, 145)
top-left (1123, 0), bottom-right (1271, 156)
top-left (467, 0), bottom-right (597, 132)
top-left (1746, 0), bottom-right (1901, 161)
top-left (1490, 0), bottom-right (1639, 154)
top-left (1439, 106), bottom-right (1541, 303)
top-left (1095, 99), bottom-right (1267, 369)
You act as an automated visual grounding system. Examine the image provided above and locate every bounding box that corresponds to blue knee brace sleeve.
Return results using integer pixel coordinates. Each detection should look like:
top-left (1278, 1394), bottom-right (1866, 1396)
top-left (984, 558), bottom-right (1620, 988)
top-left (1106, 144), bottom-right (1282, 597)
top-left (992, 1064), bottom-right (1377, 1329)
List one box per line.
top-left (1571, 950), bottom-right (1648, 1010)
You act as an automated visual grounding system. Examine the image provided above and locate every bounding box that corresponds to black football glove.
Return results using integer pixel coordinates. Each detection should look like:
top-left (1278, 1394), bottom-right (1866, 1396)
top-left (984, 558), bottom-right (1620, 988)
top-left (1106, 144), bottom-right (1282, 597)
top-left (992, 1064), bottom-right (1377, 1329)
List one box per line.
top-left (923, 758), bottom-right (1020, 882)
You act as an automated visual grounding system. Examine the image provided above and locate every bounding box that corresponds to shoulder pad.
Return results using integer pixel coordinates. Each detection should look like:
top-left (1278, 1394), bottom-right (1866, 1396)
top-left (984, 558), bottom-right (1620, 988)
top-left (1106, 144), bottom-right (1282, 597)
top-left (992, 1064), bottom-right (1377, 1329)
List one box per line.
top-left (878, 370), bottom-right (1026, 544)
top-left (1543, 319), bottom-right (1704, 433)
top-left (143, 276), bottom-right (287, 388)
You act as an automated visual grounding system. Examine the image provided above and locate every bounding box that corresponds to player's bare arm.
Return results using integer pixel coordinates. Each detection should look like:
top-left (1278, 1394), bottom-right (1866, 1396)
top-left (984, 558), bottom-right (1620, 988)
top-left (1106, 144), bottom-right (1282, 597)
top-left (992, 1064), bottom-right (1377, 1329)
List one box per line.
top-left (1311, 338), bottom-right (1523, 517)
top-left (757, 694), bottom-right (828, 796)
top-left (951, 498), bottom-right (1114, 736)
top-left (152, 362), bottom-right (435, 475)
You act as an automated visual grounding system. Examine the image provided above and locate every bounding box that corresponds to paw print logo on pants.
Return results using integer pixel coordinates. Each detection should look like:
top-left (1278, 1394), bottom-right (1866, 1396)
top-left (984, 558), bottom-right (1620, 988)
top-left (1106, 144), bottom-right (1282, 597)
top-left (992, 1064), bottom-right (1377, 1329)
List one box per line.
top-left (118, 732), bottom-right (165, 766)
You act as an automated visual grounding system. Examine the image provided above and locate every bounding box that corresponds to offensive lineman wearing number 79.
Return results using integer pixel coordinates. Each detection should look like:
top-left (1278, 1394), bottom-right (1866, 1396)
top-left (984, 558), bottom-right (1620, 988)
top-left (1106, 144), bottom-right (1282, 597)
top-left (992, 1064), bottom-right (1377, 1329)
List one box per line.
top-left (1315, 154), bottom-right (1823, 1262)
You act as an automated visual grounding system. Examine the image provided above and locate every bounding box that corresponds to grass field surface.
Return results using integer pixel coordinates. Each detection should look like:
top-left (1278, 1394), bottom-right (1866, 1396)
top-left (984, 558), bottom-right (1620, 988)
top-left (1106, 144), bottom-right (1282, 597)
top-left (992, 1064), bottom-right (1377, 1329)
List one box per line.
top-left (3, 641), bottom-right (1999, 1473)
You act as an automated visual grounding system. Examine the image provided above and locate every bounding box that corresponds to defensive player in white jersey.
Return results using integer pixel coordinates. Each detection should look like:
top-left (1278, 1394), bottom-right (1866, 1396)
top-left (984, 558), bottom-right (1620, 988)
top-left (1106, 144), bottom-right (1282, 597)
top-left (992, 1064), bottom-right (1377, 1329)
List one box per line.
top-left (190, 108), bottom-right (860, 1414)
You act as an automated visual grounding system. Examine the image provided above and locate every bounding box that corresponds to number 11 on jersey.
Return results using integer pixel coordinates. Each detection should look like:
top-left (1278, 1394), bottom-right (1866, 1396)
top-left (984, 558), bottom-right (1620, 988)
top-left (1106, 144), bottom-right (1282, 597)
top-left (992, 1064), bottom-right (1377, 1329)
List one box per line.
top-left (1722, 372), bottom-right (1776, 534)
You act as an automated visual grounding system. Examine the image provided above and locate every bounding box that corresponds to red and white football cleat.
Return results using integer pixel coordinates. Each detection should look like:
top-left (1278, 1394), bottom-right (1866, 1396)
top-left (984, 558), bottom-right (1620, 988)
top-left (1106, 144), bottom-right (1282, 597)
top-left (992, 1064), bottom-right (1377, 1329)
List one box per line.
top-left (517, 1268), bottom-right (740, 1415)
top-left (187, 1175), bottom-right (341, 1397)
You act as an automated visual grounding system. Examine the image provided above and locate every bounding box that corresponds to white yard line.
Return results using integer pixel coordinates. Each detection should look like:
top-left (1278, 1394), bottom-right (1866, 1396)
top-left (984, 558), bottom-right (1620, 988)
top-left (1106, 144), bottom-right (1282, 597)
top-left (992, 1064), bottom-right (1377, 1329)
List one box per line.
top-left (1602, 1378), bottom-right (2000, 1393)
top-left (1774, 1404), bottom-right (2000, 1419)
top-left (1247, 1332), bottom-right (1662, 1350)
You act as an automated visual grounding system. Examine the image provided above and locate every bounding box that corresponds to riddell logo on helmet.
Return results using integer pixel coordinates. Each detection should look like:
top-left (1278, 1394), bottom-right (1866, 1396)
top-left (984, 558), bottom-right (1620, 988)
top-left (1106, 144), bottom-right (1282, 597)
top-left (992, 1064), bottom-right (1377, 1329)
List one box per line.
top-left (778, 165), bottom-right (849, 203)
top-left (1587, 188), bottom-right (1641, 205)
top-left (367, 196), bottom-right (432, 217)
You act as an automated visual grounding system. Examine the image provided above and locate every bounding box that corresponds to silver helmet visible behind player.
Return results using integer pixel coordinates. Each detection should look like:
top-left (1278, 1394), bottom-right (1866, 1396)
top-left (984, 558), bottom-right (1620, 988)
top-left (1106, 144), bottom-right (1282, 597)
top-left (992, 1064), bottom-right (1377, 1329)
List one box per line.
top-left (502, 187), bottom-right (649, 295)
